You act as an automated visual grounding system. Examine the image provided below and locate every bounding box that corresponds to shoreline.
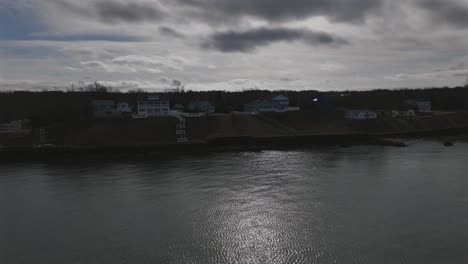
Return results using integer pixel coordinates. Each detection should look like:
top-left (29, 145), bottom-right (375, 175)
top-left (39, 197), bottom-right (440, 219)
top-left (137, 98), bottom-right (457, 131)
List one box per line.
top-left (1, 126), bottom-right (467, 161)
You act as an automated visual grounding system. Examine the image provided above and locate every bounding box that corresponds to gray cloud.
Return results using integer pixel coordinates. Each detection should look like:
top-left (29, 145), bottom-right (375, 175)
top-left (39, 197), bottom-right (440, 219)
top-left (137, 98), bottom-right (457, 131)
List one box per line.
top-left (49, 0), bottom-right (383, 26)
top-left (449, 62), bottom-right (466, 71)
top-left (159, 26), bottom-right (185, 38)
top-left (175, 0), bottom-right (383, 23)
top-left (51, 0), bottom-right (166, 23)
top-left (418, 0), bottom-right (468, 28)
top-left (202, 27), bottom-right (349, 52)
top-left (453, 72), bottom-right (468, 77)
top-left (5, 0), bottom-right (468, 91)
top-left (95, 1), bottom-right (166, 23)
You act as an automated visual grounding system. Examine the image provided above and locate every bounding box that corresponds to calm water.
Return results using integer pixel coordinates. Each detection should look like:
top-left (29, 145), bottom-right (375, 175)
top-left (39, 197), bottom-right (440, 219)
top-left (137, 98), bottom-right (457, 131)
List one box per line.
top-left (1, 141), bottom-right (468, 264)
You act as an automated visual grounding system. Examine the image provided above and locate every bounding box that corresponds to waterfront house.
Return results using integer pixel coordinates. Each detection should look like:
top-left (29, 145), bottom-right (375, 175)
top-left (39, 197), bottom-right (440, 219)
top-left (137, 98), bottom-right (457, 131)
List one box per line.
top-left (391, 109), bottom-right (416, 118)
top-left (117, 102), bottom-right (132, 113)
top-left (404, 100), bottom-right (431, 113)
top-left (0, 119), bottom-right (29, 131)
top-left (415, 101), bottom-right (431, 113)
top-left (244, 94), bottom-right (289, 113)
top-left (136, 95), bottom-right (170, 117)
top-left (188, 101), bottom-right (216, 113)
top-left (92, 100), bottom-right (120, 118)
top-left (400, 109), bottom-right (416, 117)
top-left (173, 104), bottom-right (185, 112)
top-left (345, 110), bottom-right (378, 120)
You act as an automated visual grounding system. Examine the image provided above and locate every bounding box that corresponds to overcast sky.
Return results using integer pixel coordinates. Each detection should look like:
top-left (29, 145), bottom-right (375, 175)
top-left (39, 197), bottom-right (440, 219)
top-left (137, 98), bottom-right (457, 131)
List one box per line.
top-left (1, 0), bottom-right (468, 91)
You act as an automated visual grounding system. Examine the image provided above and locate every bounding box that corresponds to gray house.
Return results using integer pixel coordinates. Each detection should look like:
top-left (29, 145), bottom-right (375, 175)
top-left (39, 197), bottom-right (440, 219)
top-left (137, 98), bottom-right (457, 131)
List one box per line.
top-left (404, 100), bottom-right (431, 113)
top-left (92, 100), bottom-right (120, 118)
top-left (345, 110), bottom-right (378, 120)
top-left (244, 95), bottom-right (289, 113)
top-left (188, 101), bottom-right (216, 113)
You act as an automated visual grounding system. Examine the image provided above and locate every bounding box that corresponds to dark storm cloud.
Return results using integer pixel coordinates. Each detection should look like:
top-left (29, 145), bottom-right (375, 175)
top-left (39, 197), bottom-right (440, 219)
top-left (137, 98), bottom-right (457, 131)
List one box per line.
top-left (52, 0), bottom-right (165, 23)
top-left (175, 0), bottom-right (382, 23)
top-left (418, 0), bottom-right (468, 28)
top-left (203, 27), bottom-right (349, 52)
top-left (95, 1), bottom-right (166, 23)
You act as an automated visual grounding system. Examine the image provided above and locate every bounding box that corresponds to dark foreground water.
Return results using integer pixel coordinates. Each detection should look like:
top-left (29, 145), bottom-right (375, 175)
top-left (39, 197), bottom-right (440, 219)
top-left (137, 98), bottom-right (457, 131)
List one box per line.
top-left (1, 141), bottom-right (468, 264)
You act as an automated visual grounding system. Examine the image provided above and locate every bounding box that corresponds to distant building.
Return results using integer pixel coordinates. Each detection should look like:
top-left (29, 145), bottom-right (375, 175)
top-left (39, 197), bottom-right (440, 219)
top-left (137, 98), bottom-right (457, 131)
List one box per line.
top-left (92, 100), bottom-right (120, 118)
top-left (415, 101), bottom-right (431, 113)
top-left (137, 95), bottom-right (169, 117)
top-left (244, 94), bottom-right (289, 113)
top-left (400, 109), bottom-right (416, 117)
top-left (173, 104), bottom-right (185, 112)
top-left (0, 119), bottom-right (29, 130)
top-left (404, 100), bottom-right (431, 113)
top-left (391, 109), bottom-right (416, 118)
top-left (288, 107), bottom-right (300, 112)
top-left (116, 102), bottom-right (132, 113)
top-left (345, 110), bottom-right (378, 120)
top-left (188, 101), bottom-right (216, 113)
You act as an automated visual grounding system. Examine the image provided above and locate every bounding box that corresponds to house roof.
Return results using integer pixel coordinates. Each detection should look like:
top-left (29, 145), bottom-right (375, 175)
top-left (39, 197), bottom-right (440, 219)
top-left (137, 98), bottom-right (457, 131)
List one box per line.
top-left (136, 93), bottom-right (169, 101)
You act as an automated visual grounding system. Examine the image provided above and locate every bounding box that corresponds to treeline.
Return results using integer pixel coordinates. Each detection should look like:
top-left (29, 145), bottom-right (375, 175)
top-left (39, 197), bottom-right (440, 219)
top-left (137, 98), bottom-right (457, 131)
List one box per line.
top-left (1, 84), bottom-right (467, 125)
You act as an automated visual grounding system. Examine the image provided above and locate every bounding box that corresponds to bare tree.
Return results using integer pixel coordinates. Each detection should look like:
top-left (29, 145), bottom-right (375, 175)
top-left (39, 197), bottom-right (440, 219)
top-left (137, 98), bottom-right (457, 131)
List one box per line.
top-left (77, 81), bottom-right (85, 92)
top-left (167, 79), bottom-right (185, 93)
top-left (127, 88), bottom-right (146, 93)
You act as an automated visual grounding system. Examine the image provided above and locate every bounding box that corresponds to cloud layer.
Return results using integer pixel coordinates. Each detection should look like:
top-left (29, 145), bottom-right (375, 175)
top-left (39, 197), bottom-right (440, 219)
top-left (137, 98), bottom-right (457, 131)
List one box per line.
top-left (203, 27), bottom-right (348, 52)
top-left (418, 0), bottom-right (468, 28)
top-left (174, 0), bottom-right (383, 23)
top-left (50, 0), bottom-right (166, 23)
top-left (1, 0), bottom-right (468, 91)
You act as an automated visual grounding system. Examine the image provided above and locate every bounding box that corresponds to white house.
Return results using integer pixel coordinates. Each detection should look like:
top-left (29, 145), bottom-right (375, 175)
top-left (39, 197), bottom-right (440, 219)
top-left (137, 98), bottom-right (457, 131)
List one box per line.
top-left (136, 95), bottom-right (169, 117)
top-left (345, 110), bottom-right (378, 120)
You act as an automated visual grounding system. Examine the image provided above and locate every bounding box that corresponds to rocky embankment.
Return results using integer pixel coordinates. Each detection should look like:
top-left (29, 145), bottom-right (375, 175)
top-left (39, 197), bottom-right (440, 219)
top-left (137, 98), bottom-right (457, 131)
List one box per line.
top-left (1, 111), bottom-right (468, 159)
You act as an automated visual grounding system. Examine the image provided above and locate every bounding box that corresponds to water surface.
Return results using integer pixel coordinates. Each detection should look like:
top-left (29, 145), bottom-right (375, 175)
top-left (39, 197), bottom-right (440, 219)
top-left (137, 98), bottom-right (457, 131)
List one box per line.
top-left (1, 141), bottom-right (468, 263)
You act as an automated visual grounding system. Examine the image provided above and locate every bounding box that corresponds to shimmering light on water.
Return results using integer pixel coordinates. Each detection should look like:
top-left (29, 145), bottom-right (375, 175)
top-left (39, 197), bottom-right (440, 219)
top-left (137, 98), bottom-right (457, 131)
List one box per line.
top-left (1, 141), bottom-right (468, 263)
